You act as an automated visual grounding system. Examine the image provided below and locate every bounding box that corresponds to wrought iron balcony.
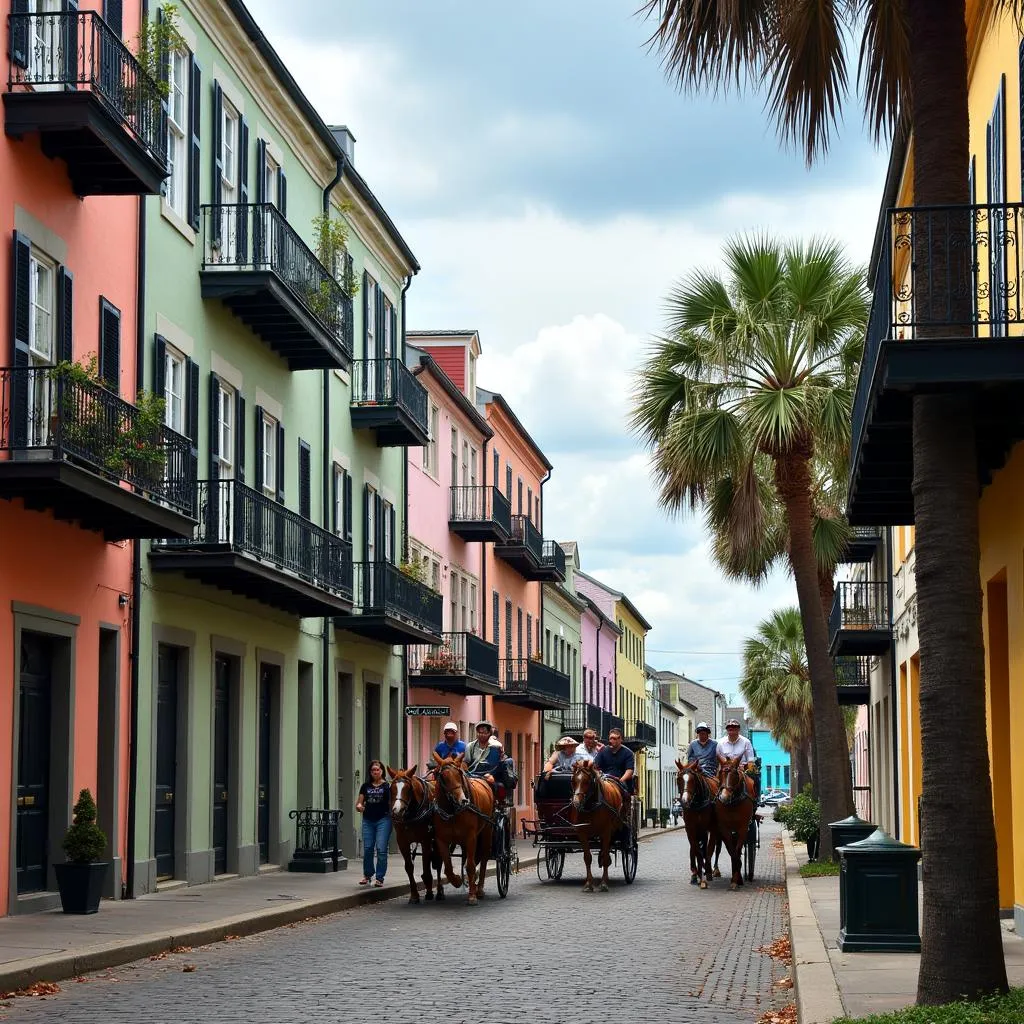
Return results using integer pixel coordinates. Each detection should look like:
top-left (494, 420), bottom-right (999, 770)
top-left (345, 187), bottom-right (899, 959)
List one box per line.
top-left (604, 712), bottom-right (625, 738)
top-left (840, 525), bottom-right (883, 564)
top-left (561, 702), bottom-right (605, 738)
top-left (337, 561), bottom-right (442, 645)
top-left (149, 479), bottom-right (353, 617)
top-left (408, 631), bottom-right (501, 695)
top-left (0, 365), bottom-right (195, 540)
top-left (834, 656), bottom-right (871, 706)
top-left (200, 203), bottom-right (352, 370)
top-left (4, 10), bottom-right (167, 194)
top-left (350, 358), bottom-right (430, 447)
top-left (828, 581), bottom-right (891, 657)
top-left (495, 657), bottom-right (570, 710)
top-left (448, 485), bottom-right (511, 543)
top-left (536, 539), bottom-right (567, 582)
top-left (849, 202), bottom-right (1024, 524)
top-left (494, 514), bottom-right (546, 579)
top-left (623, 719), bottom-right (657, 750)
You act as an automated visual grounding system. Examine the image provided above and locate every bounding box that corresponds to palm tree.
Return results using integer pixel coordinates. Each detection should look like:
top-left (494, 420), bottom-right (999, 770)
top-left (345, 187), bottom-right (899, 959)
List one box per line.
top-left (632, 233), bottom-right (866, 860)
top-left (638, 0), bottom-right (1010, 1002)
top-left (740, 607), bottom-right (814, 793)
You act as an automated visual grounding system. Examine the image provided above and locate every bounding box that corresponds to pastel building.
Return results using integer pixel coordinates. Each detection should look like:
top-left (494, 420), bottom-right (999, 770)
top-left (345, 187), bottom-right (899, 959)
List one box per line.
top-left (749, 725), bottom-right (790, 795)
top-left (0, 0), bottom-right (186, 913)
top-left (577, 577), bottom-right (622, 737)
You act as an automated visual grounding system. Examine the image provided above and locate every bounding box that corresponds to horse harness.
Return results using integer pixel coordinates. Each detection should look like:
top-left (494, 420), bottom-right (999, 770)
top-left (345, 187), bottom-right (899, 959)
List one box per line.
top-left (718, 766), bottom-right (755, 808)
top-left (572, 769), bottom-right (632, 829)
top-left (433, 764), bottom-right (495, 824)
top-left (680, 768), bottom-right (716, 813)
top-left (392, 775), bottom-right (435, 828)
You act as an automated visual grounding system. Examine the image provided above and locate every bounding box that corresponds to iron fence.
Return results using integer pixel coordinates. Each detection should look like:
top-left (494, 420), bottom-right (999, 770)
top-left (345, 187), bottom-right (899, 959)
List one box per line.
top-left (449, 484), bottom-right (512, 534)
top-left (354, 560), bottom-right (442, 634)
top-left (408, 630), bottom-right (499, 682)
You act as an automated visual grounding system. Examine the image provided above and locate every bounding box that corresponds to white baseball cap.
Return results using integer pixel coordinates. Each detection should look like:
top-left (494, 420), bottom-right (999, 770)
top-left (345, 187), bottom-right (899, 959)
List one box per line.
top-left (488, 736), bottom-right (503, 748)
top-left (442, 721), bottom-right (458, 732)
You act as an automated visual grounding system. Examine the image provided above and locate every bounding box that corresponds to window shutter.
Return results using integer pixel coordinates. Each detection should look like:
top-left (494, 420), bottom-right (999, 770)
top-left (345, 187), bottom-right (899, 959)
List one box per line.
top-left (331, 465), bottom-right (340, 533)
top-left (362, 271), bottom-right (371, 359)
top-left (362, 484), bottom-right (371, 562)
top-left (343, 471), bottom-right (353, 543)
top-left (153, 334), bottom-right (167, 397)
top-left (388, 504), bottom-right (396, 563)
top-left (277, 169), bottom-right (287, 217)
top-left (492, 591), bottom-right (499, 646)
top-left (375, 287), bottom-right (386, 361)
top-left (9, 0), bottom-right (28, 68)
top-left (527, 613), bottom-right (532, 659)
top-left (10, 231), bottom-right (31, 448)
top-left (211, 81), bottom-right (223, 244)
top-left (298, 441), bottom-right (311, 519)
top-left (56, 266), bottom-right (73, 364)
top-left (254, 406), bottom-right (265, 492)
top-left (208, 373), bottom-right (221, 481)
top-left (234, 392), bottom-right (245, 483)
top-left (237, 117), bottom-right (249, 264)
top-left (99, 298), bottom-right (121, 391)
top-left (188, 56), bottom-right (202, 232)
top-left (185, 357), bottom-right (199, 448)
top-left (63, 0), bottom-right (78, 84)
top-left (255, 139), bottom-right (267, 204)
top-left (275, 422), bottom-right (285, 503)
top-left (102, 0), bottom-right (122, 37)
top-left (375, 493), bottom-right (384, 562)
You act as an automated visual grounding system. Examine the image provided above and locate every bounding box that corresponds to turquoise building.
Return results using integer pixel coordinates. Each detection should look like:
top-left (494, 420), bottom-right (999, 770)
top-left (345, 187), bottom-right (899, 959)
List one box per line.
top-left (750, 726), bottom-right (791, 794)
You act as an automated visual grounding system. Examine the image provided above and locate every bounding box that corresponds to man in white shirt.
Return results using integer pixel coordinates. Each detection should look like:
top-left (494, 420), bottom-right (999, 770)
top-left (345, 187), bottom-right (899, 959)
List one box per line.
top-left (717, 718), bottom-right (755, 766)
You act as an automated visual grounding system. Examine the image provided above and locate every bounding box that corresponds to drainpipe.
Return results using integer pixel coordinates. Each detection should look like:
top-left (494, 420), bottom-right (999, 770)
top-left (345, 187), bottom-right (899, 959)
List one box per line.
top-left (400, 272), bottom-right (414, 765)
top-left (126, 0), bottom-right (150, 901)
top-left (321, 154), bottom-right (344, 807)
top-left (887, 527), bottom-right (900, 837)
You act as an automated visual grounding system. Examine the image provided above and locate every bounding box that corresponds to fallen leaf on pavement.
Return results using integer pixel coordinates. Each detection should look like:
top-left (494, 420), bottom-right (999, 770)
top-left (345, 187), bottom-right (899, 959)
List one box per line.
top-left (170, 945), bottom-right (192, 954)
top-left (754, 935), bottom-right (792, 965)
top-left (756, 1004), bottom-right (797, 1024)
top-left (222, 934), bottom-right (240, 941)
top-left (182, 964), bottom-right (197, 973)
top-left (74, 977), bottom-right (88, 984)
top-left (149, 953), bottom-right (168, 961)
top-left (0, 982), bottom-right (61, 998)
top-left (775, 976), bottom-right (794, 989)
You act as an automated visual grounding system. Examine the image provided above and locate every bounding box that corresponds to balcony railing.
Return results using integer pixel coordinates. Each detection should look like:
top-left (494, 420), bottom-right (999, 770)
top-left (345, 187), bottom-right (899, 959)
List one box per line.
top-left (449, 484), bottom-right (512, 539)
top-left (562, 702), bottom-right (604, 736)
top-left (829, 581), bottom-right (890, 635)
top-left (509, 514), bottom-right (543, 561)
top-left (0, 365), bottom-right (195, 515)
top-left (624, 719), bottom-right (657, 748)
top-left (159, 479), bottom-right (353, 598)
top-left (408, 631), bottom-right (499, 684)
top-left (201, 203), bottom-right (352, 360)
top-left (605, 712), bottom-right (625, 737)
top-left (834, 656), bottom-right (870, 690)
top-left (499, 658), bottom-right (571, 707)
top-left (352, 358), bottom-right (427, 418)
top-left (540, 539), bottom-right (566, 577)
top-left (354, 560), bottom-right (443, 635)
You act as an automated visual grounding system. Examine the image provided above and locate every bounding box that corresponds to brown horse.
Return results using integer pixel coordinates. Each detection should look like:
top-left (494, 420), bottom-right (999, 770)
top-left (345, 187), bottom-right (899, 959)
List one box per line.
top-left (431, 754), bottom-right (494, 906)
top-left (387, 765), bottom-right (445, 904)
top-left (676, 759), bottom-right (720, 889)
top-left (715, 756), bottom-right (756, 890)
top-left (569, 761), bottom-right (625, 893)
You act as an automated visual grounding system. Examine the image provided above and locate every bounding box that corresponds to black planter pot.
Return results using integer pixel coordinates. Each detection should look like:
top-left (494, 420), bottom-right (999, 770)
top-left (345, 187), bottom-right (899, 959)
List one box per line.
top-left (805, 836), bottom-right (820, 862)
top-left (54, 861), bottom-right (109, 914)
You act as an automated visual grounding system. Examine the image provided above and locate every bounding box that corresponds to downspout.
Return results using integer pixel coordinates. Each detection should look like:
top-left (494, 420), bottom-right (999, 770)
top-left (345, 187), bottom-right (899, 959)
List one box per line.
top-left (480, 437), bottom-right (489, 727)
top-left (887, 527), bottom-right (900, 837)
top-left (400, 272), bottom-right (414, 764)
top-left (538, 467), bottom-right (551, 669)
top-left (126, 0), bottom-right (150, 901)
top-left (321, 153), bottom-right (344, 806)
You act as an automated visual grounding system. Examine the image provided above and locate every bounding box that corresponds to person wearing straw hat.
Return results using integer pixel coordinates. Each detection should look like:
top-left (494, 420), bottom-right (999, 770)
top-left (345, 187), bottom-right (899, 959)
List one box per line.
top-left (543, 736), bottom-right (586, 776)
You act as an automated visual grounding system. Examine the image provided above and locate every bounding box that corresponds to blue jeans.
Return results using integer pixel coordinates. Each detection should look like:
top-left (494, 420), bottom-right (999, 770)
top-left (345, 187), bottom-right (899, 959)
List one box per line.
top-left (361, 816), bottom-right (391, 881)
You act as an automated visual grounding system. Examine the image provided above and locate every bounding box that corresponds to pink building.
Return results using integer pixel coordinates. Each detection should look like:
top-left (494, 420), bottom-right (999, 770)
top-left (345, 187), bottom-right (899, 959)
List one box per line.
top-left (580, 595), bottom-right (621, 718)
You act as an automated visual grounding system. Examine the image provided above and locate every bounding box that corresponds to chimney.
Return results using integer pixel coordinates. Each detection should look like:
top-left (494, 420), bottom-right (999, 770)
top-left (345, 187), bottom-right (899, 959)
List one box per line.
top-left (330, 125), bottom-right (356, 165)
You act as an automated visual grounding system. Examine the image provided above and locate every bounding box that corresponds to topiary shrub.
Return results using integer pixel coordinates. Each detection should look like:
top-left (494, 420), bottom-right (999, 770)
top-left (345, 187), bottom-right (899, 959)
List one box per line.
top-left (62, 789), bottom-right (107, 864)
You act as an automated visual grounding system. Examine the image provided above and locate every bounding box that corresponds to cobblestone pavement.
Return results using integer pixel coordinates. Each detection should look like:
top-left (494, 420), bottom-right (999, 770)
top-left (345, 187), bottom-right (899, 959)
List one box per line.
top-left (3, 819), bottom-right (790, 1024)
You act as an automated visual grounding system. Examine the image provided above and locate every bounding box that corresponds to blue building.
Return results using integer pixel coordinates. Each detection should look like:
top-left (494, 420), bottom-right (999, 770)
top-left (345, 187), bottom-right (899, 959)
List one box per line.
top-left (750, 726), bottom-right (791, 794)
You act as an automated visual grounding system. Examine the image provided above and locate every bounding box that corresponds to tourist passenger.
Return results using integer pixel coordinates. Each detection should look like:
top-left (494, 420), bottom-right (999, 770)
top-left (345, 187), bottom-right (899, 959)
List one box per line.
top-left (433, 721), bottom-right (467, 762)
top-left (356, 759), bottom-right (391, 887)
top-left (578, 729), bottom-right (603, 760)
top-left (463, 721), bottom-right (502, 784)
top-left (717, 719), bottom-right (755, 767)
top-left (686, 723), bottom-right (719, 775)
top-left (593, 728), bottom-right (636, 792)
top-left (544, 736), bottom-right (586, 775)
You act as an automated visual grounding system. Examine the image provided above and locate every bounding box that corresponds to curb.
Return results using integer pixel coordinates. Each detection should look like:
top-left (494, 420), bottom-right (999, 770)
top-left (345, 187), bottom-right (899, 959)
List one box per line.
top-left (0, 824), bottom-right (683, 992)
top-left (782, 830), bottom-right (845, 1024)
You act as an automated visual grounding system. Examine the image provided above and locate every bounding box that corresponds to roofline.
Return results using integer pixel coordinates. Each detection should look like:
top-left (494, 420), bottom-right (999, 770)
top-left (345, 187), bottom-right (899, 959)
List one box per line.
top-left (413, 356), bottom-right (491, 438)
top-left (544, 582), bottom-right (589, 614)
top-left (477, 391), bottom-right (553, 471)
top-left (340, 157), bottom-right (420, 273)
top-left (581, 595), bottom-right (622, 635)
top-left (574, 569), bottom-right (653, 631)
top-left (867, 119), bottom-right (910, 283)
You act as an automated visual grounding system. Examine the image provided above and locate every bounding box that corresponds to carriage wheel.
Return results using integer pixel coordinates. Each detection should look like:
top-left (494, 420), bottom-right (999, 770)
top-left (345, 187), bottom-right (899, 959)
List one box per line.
top-left (622, 837), bottom-right (638, 884)
top-left (496, 819), bottom-right (512, 898)
top-left (549, 848), bottom-right (565, 880)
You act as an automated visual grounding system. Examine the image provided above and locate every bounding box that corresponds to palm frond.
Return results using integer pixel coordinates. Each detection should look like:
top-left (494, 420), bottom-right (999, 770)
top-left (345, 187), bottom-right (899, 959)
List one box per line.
top-left (857, 0), bottom-right (910, 144)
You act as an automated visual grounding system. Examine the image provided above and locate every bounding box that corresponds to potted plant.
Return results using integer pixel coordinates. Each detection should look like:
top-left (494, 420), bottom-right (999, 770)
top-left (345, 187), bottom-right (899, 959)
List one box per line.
top-left (54, 789), bottom-right (109, 914)
top-left (784, 785), bottom-right (821, 861)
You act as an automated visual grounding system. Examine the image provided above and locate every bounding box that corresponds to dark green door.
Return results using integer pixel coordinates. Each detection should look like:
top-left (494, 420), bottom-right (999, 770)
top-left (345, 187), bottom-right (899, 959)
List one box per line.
top-left (154, 645), bottom-right (178, 880)
top-left (257, 668), bottom-right (272, 864)
top-left (212, 656), bottom-right (231, 875)
top-left (16, 633), bottom-right (52, 895)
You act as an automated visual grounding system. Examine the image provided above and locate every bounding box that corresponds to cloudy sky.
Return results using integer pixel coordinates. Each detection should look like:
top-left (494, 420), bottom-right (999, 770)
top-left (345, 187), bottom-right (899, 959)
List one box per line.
top-left (247, 0), bottom-right (889, 702)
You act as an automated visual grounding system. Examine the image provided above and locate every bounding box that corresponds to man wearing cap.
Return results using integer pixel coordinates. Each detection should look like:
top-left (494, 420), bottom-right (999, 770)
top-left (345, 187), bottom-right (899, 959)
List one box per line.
top-left (593, 728), bottom-right (636, 792)
top-left (717, 718), bottom-right (755, 767)
top-left (463, 721), bottom-right (502, 784)
top-left (433, 722), bottom-right (467, 763)
top-left (544, 736), bottom-right (587, 776)
top-left (578, 729), bottom-right (603, 761)
top-left (686, 723), bottom-right (719, 776)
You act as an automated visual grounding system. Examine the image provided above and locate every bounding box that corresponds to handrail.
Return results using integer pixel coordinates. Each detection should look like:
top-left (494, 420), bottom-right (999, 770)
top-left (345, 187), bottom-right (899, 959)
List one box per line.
top-left (351, 358), bottom-right (428, 428)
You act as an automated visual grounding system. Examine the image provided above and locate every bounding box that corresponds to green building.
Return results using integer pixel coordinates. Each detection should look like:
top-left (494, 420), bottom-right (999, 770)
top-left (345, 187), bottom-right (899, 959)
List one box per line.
top-left (541, 542), bottom-right (586, 755)
top-left (132, 0), bottom-right (437, 893)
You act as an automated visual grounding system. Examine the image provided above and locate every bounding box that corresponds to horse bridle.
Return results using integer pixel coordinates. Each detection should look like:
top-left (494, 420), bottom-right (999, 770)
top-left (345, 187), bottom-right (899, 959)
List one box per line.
top-left (679, 766), bottom-right (714, 812)
top-left (434, 763), bottom-right (492, 823)
top-left (392, 775), bottom-right (434, 826)
top-left (572, 765), bottom-right (630, 826)
top-left (718, 763), bottom-right (753, 807)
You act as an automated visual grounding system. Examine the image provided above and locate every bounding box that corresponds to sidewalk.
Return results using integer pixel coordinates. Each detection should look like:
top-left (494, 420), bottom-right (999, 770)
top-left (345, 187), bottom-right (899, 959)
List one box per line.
top-left (0, 823), bottom-right (684, 993)
top-left (783, 829), bottom-right (1024, 1023)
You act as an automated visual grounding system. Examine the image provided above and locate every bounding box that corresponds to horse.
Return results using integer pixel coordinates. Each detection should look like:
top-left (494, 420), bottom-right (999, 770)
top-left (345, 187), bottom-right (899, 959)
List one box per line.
top-left (715, 756), bottom-right (757, 890)
top-left (676, 759), bottom-right (720, 889)
top-left (431, 754), bottom-right (495, 906)
top-left (569, 760), bottom-right (626, 893)
top-left (387, 765), bottom-right (446, 904)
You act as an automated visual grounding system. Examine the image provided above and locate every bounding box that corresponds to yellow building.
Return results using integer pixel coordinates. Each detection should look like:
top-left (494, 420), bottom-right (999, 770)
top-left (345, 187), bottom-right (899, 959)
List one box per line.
top-left (850, 1), bottom-right (1024, 931)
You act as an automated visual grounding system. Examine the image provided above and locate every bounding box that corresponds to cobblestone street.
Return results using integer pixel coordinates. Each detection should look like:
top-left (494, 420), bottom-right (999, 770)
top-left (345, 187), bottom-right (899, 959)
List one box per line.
top-left (3, 822), bottom-right (790, 1024)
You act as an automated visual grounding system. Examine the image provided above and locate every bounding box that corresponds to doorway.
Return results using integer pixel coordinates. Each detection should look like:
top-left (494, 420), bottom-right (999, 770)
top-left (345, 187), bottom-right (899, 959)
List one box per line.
top-left (96, 628), bottom-right (119, 892)
top-left (212, 654), bottom-right (233, 875)
top-left (154, 644), bottom-right (179, 880)
top-left (987, 573), bottom-right (1014, 910)
top-left (364, 681), bottom-right (381, 765)
top-left (337, 671), bottom-right (355, 854)
top-left (257, 663), bottom-right (280, 865)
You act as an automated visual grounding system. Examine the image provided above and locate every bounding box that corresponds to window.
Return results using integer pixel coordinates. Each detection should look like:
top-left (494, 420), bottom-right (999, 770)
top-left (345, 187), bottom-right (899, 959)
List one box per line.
top-left (431, 559), bottom-right (441, 593)
top-left (527, 487), bottom-right (533, 522)
top-left (167, 49), bottom-right (189, 217)
top-left (217, 381), bottom-right (235, 479)
top-left (469, 583), bottom-right (477, 634)
top-left (263, 150), bottom-right (279, 209)
top-left (423, 402), bottom-right (439, 476)
top-left (517, 607), bottom-right (523, 657)
top-left (504, 599), bottom-right (513, 659)
top-left (505, 463), bottom-right (512, 500)
top-left (163, 345), bottom-right (185, 433)
top-left (366, 486), bottom-right (377, 562)
top-left (28, 251), bottom-right (54, 362)
top-left (450, 426), bottom-right (458, 485)
top-left (261, 412), bottom-right (277, 495)
top-left (450, 574), bottom-right (459, 632)
top-left (221, 100), bottom-right (238, 195)
top-left (382, 499), bottom-right (394, 562)
top-left (461, 440), bottom-right (469, 486)
top-left (365, 276), bottom-right (376, 357)
top-left (469, 448), bottom-right (477, 488)
top-left (492, 449), bottom-right (499, 487)
top-left (460, 578), bottom-right (468, 631)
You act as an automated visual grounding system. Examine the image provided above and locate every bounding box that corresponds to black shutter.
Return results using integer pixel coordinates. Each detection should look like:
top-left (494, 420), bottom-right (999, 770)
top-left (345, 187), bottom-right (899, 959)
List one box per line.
top-left (362, 271), bottom-right (371, 360)
top-left (255, 139), bottom-right (267, 204)
top-left (102, 0), bottom-right (122, 37)
top-left (375, 493), bottom-right (384, 562)
top-left (63, 0), bottom-right (79, 86)
top-left (343, 470), bottom-right (352, 543)
top-left (298, 441), bottom-right (311, 519)
top-left (56, 266), bottom-right (73, 364)
top-left (185, 357), bottom-right (199, 448)
top-left (208, 373), bottom-right (221, 481)
top-left (234, 392), bottom-right (245, 484)
top-left (9, 0), bottom-right (28, 68)
top-left (277, 169), bottom-right (287, 217)
top-left (275, 423), bottom-right (285, 503)
top-left (492, 591), bottom-right (499, 646)
top-left (211, 81), bottom-right (223, 244)
top-left (362, 484), bottom-right (371, 562)
top-left (153, 334), bottom-right (167, 397)
top-left (188, 56), bottom-right (202, 232)
top-left (99, 298), bottom-right (121, 391)
top-left (254, 406), bottom-right (265, 492)
top-left (492, 449), bottom-right (498, 486)
top-left (11, 232), bottom-right (31, 448)
top-left (237, 117), bottom-right (249, 264)
top-left (388, 504), bottom-right (396, 563)
top-left (376, 287), bottom-right (385, 362)
top-left (331, 465), bottom-right (340, 533)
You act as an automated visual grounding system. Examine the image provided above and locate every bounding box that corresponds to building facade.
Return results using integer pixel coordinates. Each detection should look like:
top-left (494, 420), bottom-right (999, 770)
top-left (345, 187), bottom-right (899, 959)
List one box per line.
top-left (749, 726), bottom-right (790, 795)
top-left (540, 546), bottom-right (586, 756)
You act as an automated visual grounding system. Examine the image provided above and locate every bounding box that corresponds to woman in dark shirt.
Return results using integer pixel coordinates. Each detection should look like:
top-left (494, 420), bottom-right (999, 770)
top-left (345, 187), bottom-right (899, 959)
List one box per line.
top-left (356, 759), bottom-right (391, 886)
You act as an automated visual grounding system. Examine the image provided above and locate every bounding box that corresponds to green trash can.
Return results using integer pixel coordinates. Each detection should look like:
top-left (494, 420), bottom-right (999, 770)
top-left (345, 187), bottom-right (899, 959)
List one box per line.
top-left (838, 829), bottom-right (921, 953)
top-left (828, 813), bottom-right (876, 862)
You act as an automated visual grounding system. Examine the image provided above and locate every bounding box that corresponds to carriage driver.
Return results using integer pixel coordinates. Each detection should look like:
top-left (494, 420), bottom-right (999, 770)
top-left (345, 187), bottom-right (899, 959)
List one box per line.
top-left (434, 721), bottom-right (467, 762)
top-left (685, 723), bottom-right (719, 776)
top-left (463, 721), bottom-right (503, 785)
top-left (717, 718), bottom-right (755, 768)
top-left (592, 728), bottom-right (636, 792)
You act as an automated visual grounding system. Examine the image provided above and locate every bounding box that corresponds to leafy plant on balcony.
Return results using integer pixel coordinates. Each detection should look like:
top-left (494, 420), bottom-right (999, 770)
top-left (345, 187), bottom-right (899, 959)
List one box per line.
top-left (398, 559), bottom-right (427, 584)
top-left (530, 651), bottom-right (543, 663)
top-left (421, 642), bottom-right (458, 674)
top-left (122, 6), bottom-right (186, 139)
top-left (304, 211), bottom-right (360, 328)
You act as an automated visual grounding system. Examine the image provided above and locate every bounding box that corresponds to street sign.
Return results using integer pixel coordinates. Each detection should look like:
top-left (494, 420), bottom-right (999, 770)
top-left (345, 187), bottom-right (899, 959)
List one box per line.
top-left (404, 705), bottom-right (451, 717)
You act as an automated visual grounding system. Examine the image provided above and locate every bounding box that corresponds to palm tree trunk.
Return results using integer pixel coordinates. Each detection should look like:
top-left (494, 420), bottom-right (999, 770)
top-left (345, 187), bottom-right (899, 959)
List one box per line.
top-left (811, 570), bottom-right (834, 802)
top-left (775, 452), bottom-right (853, 856)
top-left (906, 0), bottom-right (1008, 1002)
top-left (793, 738), bottom-right (811, 796)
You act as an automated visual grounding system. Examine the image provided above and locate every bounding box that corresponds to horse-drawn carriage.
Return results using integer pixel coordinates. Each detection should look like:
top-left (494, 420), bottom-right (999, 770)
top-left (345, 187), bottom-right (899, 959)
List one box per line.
top-left (522, 764), bottom-right (640, 890)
